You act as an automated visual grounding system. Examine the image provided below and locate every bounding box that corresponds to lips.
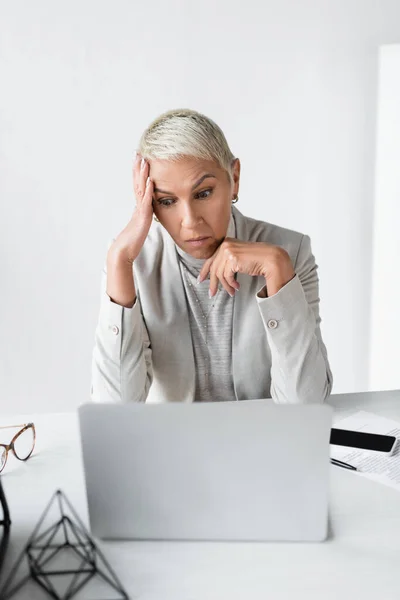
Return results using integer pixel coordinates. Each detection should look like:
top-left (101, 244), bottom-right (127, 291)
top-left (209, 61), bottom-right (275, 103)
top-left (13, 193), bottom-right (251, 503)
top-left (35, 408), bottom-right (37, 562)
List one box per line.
top-left (186, 237), bottom-right (209, 242)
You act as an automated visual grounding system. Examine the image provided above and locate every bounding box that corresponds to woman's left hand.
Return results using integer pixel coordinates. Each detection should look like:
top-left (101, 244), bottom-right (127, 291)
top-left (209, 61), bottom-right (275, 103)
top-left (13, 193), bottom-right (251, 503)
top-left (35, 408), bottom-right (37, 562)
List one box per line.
top-left (198, 238), bottom-right (296, 298)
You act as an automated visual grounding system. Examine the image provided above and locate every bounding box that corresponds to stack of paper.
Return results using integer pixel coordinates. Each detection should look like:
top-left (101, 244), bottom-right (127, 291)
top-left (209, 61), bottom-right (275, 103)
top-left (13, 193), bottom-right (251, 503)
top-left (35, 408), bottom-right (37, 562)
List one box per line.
top-left (331, 411), bottom-right (400, 491)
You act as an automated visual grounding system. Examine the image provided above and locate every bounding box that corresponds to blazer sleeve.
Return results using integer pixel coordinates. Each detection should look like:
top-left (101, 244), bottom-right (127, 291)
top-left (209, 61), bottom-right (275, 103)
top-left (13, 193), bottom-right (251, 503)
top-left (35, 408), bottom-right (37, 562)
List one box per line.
top-left (256, 234), bottom-right (333, 404)
top-left (90, 264), bottom-right (153, 403)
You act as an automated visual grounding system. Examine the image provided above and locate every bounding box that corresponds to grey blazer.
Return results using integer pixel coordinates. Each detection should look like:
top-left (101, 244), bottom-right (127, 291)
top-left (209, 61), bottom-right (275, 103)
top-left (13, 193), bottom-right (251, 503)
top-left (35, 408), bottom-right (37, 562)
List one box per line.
top-left (91, 206), bottom-right (333, 404)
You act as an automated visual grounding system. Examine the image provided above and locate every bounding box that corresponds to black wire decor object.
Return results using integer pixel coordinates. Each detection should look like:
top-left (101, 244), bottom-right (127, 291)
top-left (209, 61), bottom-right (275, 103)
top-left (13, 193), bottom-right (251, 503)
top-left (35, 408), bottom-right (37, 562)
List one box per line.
top-left (0, 476), bottom-right (11, 575)
top-left (0, 489), bottom-right (129, 600)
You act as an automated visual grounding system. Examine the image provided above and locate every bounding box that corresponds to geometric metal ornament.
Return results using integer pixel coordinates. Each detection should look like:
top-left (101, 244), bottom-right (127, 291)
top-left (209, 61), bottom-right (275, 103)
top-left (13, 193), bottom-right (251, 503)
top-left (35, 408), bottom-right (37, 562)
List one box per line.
top-left (0, 489), bottom-right (129, 599)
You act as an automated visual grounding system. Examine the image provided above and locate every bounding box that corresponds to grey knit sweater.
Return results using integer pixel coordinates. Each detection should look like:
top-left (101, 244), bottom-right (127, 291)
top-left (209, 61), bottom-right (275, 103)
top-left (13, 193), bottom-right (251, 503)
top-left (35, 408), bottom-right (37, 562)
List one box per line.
top-left (175, 214), bottom-right (237, 402)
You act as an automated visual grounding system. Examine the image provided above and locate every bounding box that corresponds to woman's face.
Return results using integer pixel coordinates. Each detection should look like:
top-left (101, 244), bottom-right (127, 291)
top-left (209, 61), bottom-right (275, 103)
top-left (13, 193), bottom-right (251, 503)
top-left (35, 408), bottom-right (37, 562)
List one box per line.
top-left (149, 156), bottom-right (240, 259)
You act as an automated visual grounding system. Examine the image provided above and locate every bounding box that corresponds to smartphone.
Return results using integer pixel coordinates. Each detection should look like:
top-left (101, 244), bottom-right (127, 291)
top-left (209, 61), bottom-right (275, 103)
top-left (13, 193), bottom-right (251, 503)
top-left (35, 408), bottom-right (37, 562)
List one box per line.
top-left (330, 428), bottom-right (398, 456)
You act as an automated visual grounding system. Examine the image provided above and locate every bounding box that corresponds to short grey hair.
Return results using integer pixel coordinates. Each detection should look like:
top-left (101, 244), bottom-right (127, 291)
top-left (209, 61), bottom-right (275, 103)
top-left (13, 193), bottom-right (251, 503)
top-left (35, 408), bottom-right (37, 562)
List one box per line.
top-left (138, 108), bottom-right (236, 182)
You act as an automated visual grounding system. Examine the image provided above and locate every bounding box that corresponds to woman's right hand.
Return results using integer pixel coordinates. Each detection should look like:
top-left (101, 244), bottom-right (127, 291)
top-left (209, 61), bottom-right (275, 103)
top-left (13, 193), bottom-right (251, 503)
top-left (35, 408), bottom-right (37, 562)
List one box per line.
top-left (105, 154), bottom-right (154, 308)
top-left (109, 153), bottom-right (154, 264)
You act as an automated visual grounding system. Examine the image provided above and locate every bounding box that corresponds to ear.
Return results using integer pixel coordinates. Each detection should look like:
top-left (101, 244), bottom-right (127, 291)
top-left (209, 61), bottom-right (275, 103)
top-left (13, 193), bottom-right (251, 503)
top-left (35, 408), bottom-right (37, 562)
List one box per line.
top-left (231, 158), bottom-right (241, 196)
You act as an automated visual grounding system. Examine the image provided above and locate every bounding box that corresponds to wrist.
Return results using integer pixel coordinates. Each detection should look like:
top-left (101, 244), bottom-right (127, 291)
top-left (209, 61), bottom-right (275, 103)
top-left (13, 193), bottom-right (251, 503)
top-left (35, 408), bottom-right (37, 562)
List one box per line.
top-left (107, 243), bottom-right (136, 268)
top-left (263, 249), bottom-right (295, 296)
top-left (265, 272), bottom-right (296, 296)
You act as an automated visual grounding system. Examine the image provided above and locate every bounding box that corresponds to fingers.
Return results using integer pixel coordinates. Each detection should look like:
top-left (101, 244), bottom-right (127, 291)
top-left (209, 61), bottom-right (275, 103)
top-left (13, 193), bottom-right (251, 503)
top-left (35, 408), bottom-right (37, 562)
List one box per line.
top-left (209, 270), bottom-right (219, 298)
top-left (198, 257), bottom-right (213, 284)
top-left (224, 259), bottom-right (240, 292)
top-left (217, 274), bottom-right (236, 297)
top-left (133, 153), bottom-right (151, 207)
top-left (214, 261), bottom-right (236, 297)
top-left (209, 258), bottom-right (237, 298)
top-left (143, 174), bottom-right (153, 208)
top-left (132, 153), bottom-right (142, 200)
top-left (198, 253), bottom-right (228, 297)
top-left (199, 246), bottom-right (240, 298)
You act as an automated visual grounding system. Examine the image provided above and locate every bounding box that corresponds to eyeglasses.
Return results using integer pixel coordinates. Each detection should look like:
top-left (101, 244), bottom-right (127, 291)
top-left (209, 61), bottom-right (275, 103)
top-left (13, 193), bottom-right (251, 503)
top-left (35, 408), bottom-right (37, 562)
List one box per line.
top-left (0, 423), bottom-right (36, 473)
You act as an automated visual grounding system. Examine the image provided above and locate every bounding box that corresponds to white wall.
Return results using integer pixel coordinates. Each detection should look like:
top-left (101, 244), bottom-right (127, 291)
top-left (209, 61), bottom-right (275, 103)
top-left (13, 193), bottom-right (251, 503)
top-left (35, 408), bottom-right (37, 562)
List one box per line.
top-left (1, 0), bottom-right (400, 413)
top-left (370, 44), bottom-right (400, 391)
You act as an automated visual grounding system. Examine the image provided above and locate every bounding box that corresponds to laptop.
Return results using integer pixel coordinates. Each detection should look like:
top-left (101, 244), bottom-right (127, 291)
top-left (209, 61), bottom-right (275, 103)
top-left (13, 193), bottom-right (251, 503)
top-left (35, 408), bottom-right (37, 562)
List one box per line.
top-left (78, 400), bottom-right (332, 542)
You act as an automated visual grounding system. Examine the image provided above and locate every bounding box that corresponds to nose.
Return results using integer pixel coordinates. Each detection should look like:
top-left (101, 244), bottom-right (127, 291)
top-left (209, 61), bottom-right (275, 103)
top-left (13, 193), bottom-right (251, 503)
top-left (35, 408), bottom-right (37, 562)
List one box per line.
top-left (180, 201), bottom-right (202, 229)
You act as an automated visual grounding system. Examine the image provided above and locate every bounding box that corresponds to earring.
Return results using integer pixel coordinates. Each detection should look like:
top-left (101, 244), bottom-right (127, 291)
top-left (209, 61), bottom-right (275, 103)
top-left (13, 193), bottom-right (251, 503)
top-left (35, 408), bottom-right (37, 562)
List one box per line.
top-left (232, 195), bottom-right (239, 204)
top-left (154, 215), bottom-right (160, 222)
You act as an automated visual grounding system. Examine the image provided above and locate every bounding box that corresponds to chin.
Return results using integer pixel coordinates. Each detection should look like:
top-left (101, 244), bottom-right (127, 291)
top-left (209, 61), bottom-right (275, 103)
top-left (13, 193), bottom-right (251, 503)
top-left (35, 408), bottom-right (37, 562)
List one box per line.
top-left (185, 240), bottom-right (219, 260)
top-left (189, 248), bottom-right (215, 260)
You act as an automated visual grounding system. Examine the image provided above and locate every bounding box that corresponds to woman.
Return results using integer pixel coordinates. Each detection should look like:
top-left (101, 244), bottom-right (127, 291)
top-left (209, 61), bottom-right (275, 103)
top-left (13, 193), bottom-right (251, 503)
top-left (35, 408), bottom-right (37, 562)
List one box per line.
top-left (91, 108), bottom-right (332, 404)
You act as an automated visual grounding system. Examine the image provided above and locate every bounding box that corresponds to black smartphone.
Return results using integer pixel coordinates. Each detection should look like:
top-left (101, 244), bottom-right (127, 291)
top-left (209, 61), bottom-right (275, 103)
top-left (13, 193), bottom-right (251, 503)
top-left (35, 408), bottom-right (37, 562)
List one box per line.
top-left (330, 428), bottom-right (398, 455)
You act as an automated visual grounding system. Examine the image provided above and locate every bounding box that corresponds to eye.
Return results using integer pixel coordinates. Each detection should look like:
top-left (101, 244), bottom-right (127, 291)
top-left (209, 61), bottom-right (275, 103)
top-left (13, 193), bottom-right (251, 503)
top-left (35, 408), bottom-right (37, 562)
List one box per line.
top-left (195, 188), bottom-right (213, 200)
top-left (157, 198), bottom-right (176, 207)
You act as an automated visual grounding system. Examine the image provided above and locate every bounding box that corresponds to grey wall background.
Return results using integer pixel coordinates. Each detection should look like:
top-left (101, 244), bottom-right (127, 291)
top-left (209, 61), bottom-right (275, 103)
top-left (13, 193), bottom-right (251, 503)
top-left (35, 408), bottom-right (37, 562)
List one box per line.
top-left (1, 0), bottom-right (400, 413)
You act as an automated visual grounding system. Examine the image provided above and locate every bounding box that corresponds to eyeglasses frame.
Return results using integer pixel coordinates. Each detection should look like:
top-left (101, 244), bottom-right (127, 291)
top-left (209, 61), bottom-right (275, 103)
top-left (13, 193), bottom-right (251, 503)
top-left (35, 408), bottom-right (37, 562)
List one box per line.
top-left (0, 423), bottom-right (36, 473)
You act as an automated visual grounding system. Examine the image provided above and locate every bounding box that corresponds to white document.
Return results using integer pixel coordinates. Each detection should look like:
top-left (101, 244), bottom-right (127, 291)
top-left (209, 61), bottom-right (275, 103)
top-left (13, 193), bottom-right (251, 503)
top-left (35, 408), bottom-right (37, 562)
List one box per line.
top-left (331, 410), bottom-right (400, 491)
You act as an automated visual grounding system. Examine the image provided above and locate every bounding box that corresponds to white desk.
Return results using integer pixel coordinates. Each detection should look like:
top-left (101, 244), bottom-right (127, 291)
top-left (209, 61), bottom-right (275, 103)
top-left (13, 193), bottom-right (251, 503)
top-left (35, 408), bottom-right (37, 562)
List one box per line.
top-left (1, 390), bottom-right (400, 600)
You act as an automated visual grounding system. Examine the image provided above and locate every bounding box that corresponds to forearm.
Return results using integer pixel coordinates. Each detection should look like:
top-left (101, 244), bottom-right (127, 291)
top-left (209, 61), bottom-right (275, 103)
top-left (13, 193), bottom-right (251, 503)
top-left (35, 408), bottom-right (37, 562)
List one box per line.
top-left (91, 265), bottom-right (153, 403)
top-left (106, 248), bottom-right (137, 308)
top-left (258, 276), bottom-right (332, 404)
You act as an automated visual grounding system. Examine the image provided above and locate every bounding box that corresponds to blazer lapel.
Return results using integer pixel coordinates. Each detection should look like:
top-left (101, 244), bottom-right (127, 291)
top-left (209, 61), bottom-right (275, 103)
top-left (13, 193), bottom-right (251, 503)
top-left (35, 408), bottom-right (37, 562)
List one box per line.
top-left (160, 230), bottom-right (196, 402)
top-left (137, 224), bottom-right (195, 403)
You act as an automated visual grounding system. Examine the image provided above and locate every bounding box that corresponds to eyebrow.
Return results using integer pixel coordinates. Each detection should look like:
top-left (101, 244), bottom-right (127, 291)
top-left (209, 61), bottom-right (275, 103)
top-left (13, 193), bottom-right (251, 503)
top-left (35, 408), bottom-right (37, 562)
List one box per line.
top-left (153, 174), bottom-right (216, 196)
